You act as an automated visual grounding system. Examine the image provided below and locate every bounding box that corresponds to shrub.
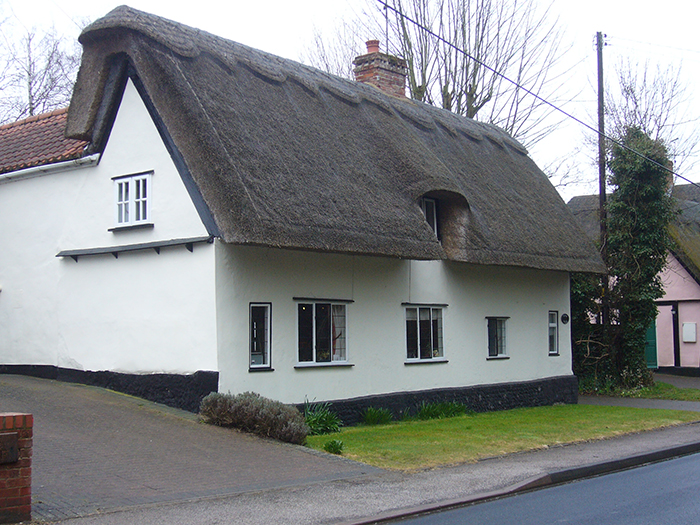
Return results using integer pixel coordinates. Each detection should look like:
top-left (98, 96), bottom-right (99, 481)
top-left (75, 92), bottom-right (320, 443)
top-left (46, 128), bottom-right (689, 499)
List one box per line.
top-left (199, 392), bottom-right (309, 445)
top-left (304, 400), bottom-right (342, 435)
top-left (362, 406), bottom-right (393, 425)
top-left (415, 401), bottom-right (469, 420)
top-left (323, 439), bottom-right (344, 455)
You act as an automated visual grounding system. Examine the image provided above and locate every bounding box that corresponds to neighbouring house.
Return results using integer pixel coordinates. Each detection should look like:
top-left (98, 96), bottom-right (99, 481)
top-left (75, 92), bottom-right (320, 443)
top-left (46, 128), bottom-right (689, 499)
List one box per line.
top-left (0, 6), bottom-right (604, 419)
top-left (568, 187), bottom-right (700, 375)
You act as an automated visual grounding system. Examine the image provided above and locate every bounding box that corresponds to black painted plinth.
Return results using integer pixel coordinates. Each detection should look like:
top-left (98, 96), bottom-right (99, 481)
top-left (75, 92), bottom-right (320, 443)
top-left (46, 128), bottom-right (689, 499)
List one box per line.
top-left (305, 375), bottom-right (579, 426)
top-left (0, 365), bottom-right (218, 413)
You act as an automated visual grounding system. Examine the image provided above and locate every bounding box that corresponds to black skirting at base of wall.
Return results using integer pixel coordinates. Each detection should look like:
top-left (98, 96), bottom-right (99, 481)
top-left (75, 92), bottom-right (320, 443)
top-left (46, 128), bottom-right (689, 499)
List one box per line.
top-left (0, 365), bottom-right (218, 413)
top-left (316, 375), bottom-right (579, 426)
top-left (657, 366), bottom-right (700, 378)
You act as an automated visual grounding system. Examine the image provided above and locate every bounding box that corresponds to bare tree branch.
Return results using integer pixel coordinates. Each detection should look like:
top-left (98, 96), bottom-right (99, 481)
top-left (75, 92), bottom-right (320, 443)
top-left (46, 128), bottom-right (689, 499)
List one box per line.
top-left (605, 60), bottom-right (699, 172)
top-left (0, 26), bottom-right (80, 124)
top-left (302, 0), bottom-right (573, 150)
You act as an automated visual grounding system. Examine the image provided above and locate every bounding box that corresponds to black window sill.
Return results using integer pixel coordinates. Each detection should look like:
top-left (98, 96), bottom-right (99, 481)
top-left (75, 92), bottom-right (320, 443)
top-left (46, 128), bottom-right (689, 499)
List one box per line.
top-left (249, 367), bottom-right (274, 372)
top-left (109, 222), bottom-right (154, 232)
top-left (294, 362), bottom-right (354, 369)
top-left (487, 355), bottom-right (510, 360)
top-left (548, 353), bottom-right (560, 357)
top-left (404, 358), bottom-right (449, 365)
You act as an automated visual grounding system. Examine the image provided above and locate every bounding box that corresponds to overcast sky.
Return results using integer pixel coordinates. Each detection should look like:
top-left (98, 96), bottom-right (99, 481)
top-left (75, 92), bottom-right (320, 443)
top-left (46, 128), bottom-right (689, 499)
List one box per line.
top-left (3, 0), bottom-right (698, 201)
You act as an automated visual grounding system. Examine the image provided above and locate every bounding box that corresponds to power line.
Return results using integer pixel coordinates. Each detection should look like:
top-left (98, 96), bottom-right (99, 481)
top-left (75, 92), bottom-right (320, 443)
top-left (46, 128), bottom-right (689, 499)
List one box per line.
top-left (376, 0), bottom-right (700, 191)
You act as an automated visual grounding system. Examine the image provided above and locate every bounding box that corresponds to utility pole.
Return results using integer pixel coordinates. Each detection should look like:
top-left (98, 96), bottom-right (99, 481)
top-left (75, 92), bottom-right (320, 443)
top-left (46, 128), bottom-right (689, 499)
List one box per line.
top-left (597, 31), bottom-right (609, 325)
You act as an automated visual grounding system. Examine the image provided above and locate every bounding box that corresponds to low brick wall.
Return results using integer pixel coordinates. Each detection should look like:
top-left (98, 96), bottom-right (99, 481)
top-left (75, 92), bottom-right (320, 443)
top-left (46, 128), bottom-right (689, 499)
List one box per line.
top-left (0, 413), bottom-right (32, 524)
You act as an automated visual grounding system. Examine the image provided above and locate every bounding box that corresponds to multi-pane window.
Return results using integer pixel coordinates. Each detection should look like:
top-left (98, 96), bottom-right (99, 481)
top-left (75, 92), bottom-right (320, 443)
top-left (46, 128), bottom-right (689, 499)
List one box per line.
top-left (548, 311), bottom-right (559, 355)
top-left (114, 172), bottom-right (152, 226)
top-left (406, 307), bottom-right (443, 360)
top-left (420, 197), bottom-right (438, 236)
top-left (298, 303), bottom-right (347, 363)
top-left (250, 304), bottom-right (271, 368)
top-left (487, 317), bottom-right (507, 357)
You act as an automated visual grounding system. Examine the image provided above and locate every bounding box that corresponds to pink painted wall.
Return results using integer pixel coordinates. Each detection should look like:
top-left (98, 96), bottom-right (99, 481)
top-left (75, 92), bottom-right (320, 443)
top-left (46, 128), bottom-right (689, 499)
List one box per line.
top-left (656, 254), bottom-right (700, 367)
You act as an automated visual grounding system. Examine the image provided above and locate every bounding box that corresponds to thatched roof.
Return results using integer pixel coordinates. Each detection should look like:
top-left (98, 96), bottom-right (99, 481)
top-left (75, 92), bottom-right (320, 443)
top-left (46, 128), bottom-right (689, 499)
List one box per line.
top-left (568, 185), bottom-right (700, 283)
top-left (66, 5), bottom-right (604, 273)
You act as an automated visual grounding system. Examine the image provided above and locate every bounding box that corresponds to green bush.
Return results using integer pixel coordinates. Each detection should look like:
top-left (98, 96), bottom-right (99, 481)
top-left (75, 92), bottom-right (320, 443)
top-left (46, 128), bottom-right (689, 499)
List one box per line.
top-left (415, 401), bottom-right (470, 420)
top-left (362, 406), bottom-right (393, 425)
top-left (199, 392), bottom-right (309, 445)
top-left (323, 439), bottom-right (344, 455)
top-left (303, 400), bottom-right (342, 435)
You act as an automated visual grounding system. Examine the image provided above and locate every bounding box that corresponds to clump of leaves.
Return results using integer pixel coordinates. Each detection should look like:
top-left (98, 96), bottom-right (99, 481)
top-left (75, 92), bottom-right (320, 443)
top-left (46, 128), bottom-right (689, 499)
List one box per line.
top-left (323, 439), bottom-right (344, 455)
top-left (304, 400), bottom-right (342, 435)
top-left (199, 392), bottom-right (309, 445)
top-left (415, 401), bottom-right (471, 420)
top-left (362, 406), bottom-right (394, 425)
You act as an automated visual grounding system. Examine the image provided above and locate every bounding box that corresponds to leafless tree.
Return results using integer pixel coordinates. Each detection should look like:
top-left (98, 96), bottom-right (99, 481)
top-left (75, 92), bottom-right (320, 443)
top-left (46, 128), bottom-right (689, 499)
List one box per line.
top-left (605, 60), bottom-right (699, 172)
top-left (0, 26), bottom-right (81, 124)
top-left (303, 0), bottom-right (572, 149)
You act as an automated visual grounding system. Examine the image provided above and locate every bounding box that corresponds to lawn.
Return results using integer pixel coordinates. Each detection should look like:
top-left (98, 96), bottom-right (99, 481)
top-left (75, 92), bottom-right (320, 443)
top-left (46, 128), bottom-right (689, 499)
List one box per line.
top-left (625, 381), bottom-right (700, 401)
top-left (305, 404), bottom-right (700, 471)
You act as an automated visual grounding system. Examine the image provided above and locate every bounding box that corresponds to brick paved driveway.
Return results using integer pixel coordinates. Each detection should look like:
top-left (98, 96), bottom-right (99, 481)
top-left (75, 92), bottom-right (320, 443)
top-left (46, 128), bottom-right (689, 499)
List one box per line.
top-left (0, 375), bottom-right (379, 521)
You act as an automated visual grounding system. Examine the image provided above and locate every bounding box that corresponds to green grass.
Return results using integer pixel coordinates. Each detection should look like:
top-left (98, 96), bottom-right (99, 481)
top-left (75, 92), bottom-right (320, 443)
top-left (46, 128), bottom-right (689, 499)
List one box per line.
top-left (623, 381), bottom-right (700, 401)
top-left (305, 404), bottom-right (700, 471)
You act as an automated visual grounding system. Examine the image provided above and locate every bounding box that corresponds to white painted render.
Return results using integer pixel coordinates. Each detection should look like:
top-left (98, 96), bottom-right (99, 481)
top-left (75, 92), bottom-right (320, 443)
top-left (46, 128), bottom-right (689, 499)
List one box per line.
top-left (1, 76), bottom-right (573, 399)
top-left (215, 244), bottom-right (572, 404)
top-left (0, 79), bottom-right (217, 374)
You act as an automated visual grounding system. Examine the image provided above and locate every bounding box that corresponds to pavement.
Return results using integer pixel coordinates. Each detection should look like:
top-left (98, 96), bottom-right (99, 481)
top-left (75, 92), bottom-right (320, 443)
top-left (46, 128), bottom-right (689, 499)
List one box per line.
top-left (1, 372), bottom-right (700, 525)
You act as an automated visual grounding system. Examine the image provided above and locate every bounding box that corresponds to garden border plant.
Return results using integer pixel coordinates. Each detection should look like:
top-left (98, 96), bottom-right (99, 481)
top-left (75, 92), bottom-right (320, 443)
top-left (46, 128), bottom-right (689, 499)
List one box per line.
top-left (199, 391), bottom-right (309, 445)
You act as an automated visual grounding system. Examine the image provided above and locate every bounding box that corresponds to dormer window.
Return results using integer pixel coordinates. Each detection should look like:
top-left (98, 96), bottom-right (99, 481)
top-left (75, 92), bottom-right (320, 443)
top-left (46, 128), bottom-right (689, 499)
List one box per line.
top-left (112, 171), bottom-right (153, 228)
top-left (420, 197), bottom-right (438, 236)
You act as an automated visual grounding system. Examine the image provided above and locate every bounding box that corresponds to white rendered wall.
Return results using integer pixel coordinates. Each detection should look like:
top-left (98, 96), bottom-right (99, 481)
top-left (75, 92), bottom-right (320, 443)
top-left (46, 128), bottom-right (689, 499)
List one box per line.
top-left (0, 79), bottom-right (218, 374)
top-left (216, 244), bottom-right (572, 404)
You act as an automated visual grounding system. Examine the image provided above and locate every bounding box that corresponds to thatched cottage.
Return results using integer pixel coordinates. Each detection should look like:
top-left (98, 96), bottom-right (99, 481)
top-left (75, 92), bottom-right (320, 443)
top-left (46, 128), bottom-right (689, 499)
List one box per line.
top-left (0, 6), bottom-right (603, 417)
top-left (569, 187), bottom-right (700, 374)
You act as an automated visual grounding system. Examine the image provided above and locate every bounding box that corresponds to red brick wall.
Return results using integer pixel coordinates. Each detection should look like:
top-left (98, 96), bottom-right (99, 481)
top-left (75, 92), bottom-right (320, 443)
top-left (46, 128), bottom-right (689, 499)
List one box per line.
top-left (0, 413), bottom-right (32, 524)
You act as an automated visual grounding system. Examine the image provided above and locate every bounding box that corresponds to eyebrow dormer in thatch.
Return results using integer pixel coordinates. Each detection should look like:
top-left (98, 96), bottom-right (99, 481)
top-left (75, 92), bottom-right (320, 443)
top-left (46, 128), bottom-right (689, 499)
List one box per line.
top-left (66, 5), bottom-right (603, 274)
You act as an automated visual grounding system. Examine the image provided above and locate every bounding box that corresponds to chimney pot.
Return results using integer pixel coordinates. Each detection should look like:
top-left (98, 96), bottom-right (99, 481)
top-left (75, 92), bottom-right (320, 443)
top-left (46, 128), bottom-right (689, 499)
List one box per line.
top-left (366, 40), bottom-right (380, 54)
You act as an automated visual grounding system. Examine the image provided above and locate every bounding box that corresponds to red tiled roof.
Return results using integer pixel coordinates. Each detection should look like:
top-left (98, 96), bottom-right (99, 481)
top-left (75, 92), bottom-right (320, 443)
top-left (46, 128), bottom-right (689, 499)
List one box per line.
top-left (0, 108), bottom-right (88, 175)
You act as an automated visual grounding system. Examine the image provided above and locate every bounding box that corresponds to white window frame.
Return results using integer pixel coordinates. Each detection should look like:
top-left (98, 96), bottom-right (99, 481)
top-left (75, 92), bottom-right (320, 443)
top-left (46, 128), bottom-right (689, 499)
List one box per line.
top-left (250, 303), bottom-right (271, 368)
top-left (113, 171), bottom-right (152, 227)
top-left (297, 302), bottom-right (348, 364)
top-left (548, 311), bottom-right (559, 356)
top-left (405, 306), bottom-right (444, 361)
top-left (420, 197), bottom-right (438, 236)
top-left (487, 317), bottom-right (508, 358)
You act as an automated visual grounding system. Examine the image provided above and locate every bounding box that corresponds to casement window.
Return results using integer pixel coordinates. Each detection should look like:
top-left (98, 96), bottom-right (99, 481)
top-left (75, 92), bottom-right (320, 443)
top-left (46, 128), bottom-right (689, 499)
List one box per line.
top-left (487, 317), bottom-right (507, 358)
top-left (420, 197), bottom-right (438, 236)
top-left (298, 302), bottom-right (347, 363)
top-left (250, 303), bottom-right (271, 368)
top-left (406, 307), bottom-right (443, 360)
top-left (113, 171), bottom-right (152, 226)
top-left (548, 311), bottom-right (559, 356)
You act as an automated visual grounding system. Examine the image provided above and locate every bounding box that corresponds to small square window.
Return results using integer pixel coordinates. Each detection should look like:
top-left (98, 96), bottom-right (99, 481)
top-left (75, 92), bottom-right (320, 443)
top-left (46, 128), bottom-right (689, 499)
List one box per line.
top-left (406, 306), bottom-right (443, 360)
top-left (487, 317), bottom-right (507, 357)
top-left (250, 303), bottom-right (271, 368)
top-left (113, 172), bottom-right (152, 226)
top-left (548, 311), bottom-right (559, 355)
top-left (298, 302), bottom-right (347, 363)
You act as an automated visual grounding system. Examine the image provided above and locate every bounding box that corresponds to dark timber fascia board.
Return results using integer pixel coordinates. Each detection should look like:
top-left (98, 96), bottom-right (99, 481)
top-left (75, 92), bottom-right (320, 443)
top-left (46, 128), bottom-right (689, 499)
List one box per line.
top-left (56, 236), bottom-right (213, 262)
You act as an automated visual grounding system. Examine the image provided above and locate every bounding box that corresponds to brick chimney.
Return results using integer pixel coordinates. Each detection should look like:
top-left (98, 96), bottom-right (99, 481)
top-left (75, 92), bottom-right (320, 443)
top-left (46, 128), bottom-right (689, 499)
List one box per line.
top-left (353, 40), bottom-right (407, 98)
